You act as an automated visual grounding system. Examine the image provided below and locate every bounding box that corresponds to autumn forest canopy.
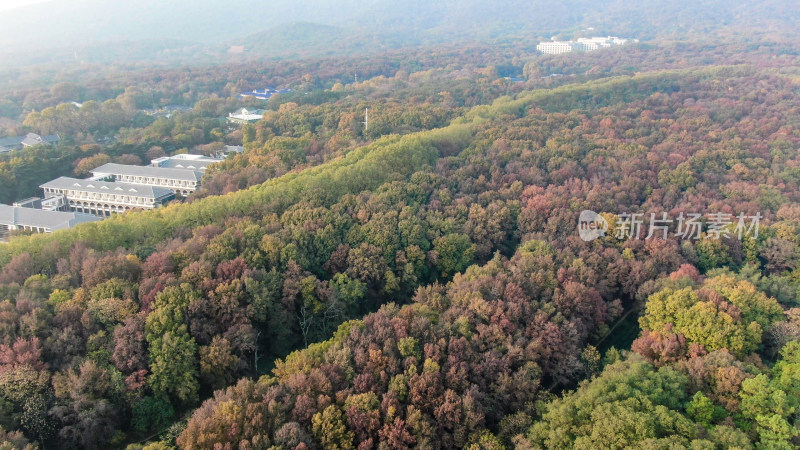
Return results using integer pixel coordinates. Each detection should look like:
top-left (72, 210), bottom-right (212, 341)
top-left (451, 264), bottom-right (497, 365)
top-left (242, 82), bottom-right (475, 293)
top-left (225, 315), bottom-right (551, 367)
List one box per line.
top-left (1, 1), bottom-right (800, 449)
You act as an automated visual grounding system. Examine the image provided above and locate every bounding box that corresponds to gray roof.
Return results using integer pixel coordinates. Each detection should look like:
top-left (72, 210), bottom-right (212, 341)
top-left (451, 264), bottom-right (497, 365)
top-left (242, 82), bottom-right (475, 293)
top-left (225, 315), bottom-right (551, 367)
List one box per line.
top-left (155, 159), bottom-right (217, 171)
top-left (92, 163), bottom-right (203, 182)
top-left (21, 135), bottom-right (42, 146)
top-left (0, 133), bottom-right (59, 150)
top-left (21, 133), bottom-right (59, 147)
top-left (40, 177), bottom-right (175, 200)
top-left (0, 204), bottom-right (101, 231)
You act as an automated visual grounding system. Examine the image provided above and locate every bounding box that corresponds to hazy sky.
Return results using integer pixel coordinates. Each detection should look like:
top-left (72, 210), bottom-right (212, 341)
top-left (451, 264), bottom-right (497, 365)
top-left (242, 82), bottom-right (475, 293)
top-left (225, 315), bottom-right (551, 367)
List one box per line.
top-left (0, 0), bottom-right (49, 13)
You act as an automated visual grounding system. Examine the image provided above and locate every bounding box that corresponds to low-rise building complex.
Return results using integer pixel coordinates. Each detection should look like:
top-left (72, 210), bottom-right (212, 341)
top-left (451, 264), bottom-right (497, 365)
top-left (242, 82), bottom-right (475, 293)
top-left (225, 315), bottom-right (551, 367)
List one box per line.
top-left (41, 177), bottom-right (174, 216)
top-left (25, 154), bottom-right (222, 222)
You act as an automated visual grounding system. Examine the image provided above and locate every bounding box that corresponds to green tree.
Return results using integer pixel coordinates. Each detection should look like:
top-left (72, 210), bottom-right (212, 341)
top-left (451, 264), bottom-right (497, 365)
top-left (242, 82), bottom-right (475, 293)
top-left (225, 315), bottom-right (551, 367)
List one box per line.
top-left (131, 396), bottom-right (175, 434)
top-left (147, 330), bottom-right (198, 403)
top-left (433, 233), bottom-right (476, 278)
top-left (199, 336), bottom-right (239, 390)
top-left (242, 123), bottom-right (257, 147)
top-left (527, 356), bottom-right (697, 449)
top-left (740, 374), bottom-right (798, 447)
top-left (311, 405), bottom-right (354, 450)
top-left (639, 277), bottom-right (783, 357)
top-left (145, 285), bottom-right (200, 403)
top-left (686, 392), bottom-right (718, 426)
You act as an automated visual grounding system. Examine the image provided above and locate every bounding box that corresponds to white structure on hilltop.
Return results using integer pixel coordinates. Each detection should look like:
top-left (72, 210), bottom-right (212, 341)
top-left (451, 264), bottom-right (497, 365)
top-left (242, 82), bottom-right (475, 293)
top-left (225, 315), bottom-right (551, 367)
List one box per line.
top-left (537, 36), bottom-right (633, 55)
top-left (227, 108), bottom-right (265, 124)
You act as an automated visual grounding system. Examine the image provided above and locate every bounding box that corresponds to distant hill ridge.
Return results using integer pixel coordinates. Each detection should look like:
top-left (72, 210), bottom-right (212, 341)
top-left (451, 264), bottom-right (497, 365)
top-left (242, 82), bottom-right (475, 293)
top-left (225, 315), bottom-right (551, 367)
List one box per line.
top-left (0, 0), bottom-right (797, 67)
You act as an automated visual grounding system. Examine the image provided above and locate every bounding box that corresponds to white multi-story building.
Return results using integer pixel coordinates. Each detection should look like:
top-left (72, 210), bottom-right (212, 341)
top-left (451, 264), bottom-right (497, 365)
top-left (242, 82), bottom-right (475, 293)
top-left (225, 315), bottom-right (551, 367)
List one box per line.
top-left (41, 177), bottom-right (174, 216)
top-left (537, 36), bottom-right (632, 55)
top-left (91, 163), bottom-right (204, 196)
top-left (536, 41), bottom-right (575, 55)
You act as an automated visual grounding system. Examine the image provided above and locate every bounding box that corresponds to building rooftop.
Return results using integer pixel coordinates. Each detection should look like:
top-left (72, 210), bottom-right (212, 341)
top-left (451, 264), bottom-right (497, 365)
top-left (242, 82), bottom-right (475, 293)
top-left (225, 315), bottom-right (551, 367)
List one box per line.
top-left (156, 160), bottom-right (215, 170)
top-left (92, 163), bottom-right (204, 182)
top-left (162, 153), bottom-right (219, 161)
top-left (239, 88), bottom-right (291, 100)
top-left (12, 197), bottom-right (42, 208)
top-left (0, 204), bottom-right (101, 231)
top-left (150, 154), bottom-right (221, 171)
top-left (0, 133), bottom-right (59, 150)
top-left (41, 177), bottom-right (175, 199)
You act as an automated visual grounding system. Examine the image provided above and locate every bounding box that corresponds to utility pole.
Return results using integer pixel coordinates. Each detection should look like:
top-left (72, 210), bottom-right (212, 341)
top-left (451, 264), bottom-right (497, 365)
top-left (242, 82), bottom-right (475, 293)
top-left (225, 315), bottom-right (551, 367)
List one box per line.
top-left (362, 108), bottom-right (369, 131)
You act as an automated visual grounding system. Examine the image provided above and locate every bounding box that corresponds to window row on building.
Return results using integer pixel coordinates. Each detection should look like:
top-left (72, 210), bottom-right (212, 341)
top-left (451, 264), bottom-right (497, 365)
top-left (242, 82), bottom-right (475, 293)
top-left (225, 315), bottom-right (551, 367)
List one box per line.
top-left (91, 162), bottom-right (205, 196)
top-left (537, 36), bottom-right (633, 55)
top-left (41, 177), bottom-right (174, 217)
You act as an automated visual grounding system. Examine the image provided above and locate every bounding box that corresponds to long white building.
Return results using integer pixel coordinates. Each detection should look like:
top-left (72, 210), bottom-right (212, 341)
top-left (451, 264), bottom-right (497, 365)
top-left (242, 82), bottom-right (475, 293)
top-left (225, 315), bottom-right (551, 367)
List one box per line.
top-left (536, 41), bottom-right (575, 55)
top-left (41, 177), bottom-right (174, 216)
top-left (91, 163), bottom-right (204, 196)
top-left (0, 203), bottom-right (100, 237)
top-left (537, 36), bottom-right (632, 55)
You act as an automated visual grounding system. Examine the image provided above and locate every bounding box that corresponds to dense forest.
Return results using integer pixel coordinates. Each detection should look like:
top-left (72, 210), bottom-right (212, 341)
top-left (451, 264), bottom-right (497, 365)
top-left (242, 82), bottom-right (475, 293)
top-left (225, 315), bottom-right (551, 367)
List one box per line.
top-left (1, 5), bottom-right (800, 448)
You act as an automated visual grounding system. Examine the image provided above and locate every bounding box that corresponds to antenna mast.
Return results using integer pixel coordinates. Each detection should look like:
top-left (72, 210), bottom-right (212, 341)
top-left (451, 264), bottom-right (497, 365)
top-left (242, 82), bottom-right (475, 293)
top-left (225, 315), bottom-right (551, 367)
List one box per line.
top-left (362, 108), bottom-right (369, 131)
